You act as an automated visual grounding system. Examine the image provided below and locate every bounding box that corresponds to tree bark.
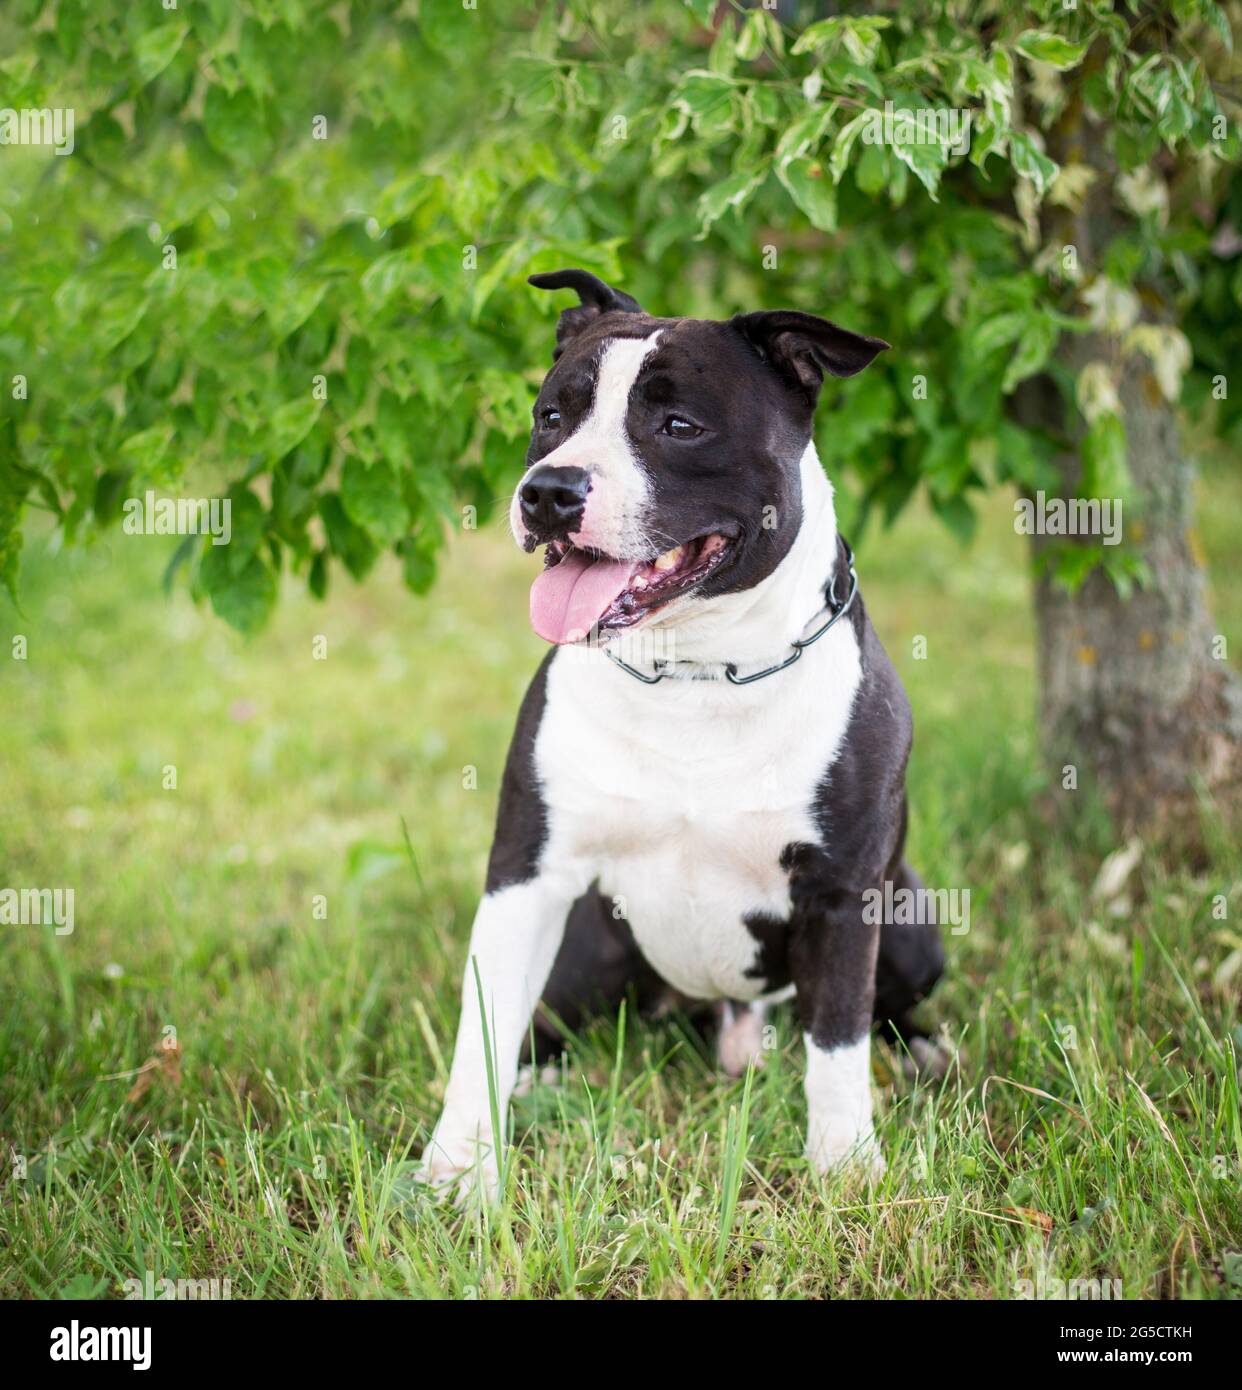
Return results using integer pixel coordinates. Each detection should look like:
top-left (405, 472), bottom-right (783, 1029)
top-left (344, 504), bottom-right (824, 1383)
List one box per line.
top-left (1018, 90), bottom-right (1242, 823)
top-left (1026, 333), bottom-right (1242, 818)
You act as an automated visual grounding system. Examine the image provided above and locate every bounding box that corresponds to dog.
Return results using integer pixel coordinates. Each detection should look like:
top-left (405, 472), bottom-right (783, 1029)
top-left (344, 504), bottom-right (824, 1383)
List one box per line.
top-left (419, 269), bottom-right (944, 1199)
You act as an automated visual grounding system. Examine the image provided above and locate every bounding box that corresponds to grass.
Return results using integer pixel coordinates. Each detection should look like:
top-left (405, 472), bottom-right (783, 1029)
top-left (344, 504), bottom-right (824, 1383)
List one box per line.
top-left (1, 464), bottom-right (1240, 1300)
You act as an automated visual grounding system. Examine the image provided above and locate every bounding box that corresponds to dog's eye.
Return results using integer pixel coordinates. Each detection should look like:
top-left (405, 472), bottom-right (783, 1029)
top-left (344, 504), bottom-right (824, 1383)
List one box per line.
top-left (538, 407), bottom-right (561, 430)
top-left (663, 416), bottom-right (703, 439)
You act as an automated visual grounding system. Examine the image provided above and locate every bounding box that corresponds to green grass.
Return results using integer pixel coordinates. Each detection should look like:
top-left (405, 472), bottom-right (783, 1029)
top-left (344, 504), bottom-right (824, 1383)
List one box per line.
top-left (1, 466), bottom-right (1240, 1300)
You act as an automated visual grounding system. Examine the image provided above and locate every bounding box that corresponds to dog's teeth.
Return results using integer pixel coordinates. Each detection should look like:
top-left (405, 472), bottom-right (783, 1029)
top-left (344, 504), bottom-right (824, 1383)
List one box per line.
top-left (653, 546), bottom-right (683, 571)
top-left (632, 574), bottom-right (648, 589)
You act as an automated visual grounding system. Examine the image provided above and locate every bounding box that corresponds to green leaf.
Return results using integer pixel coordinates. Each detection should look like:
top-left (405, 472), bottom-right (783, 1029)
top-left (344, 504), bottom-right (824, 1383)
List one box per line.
top-left (341, 456), bottom-right (410, 545)
top-left (1202, 2), bottom-right (1234, 52)
top-left (92, 296), bottom-right (147, 355)
top-left (399, 534), bottom-right (438, 595)
top-left (775, 157), bottom-right (837, 232)
top-left (201, 544), bottom-right (277, 634)
top-left (1009, 132), bottom-right (1059, 197)
top-left (735, 10), bottom-right (780, 63)
top-left (372, 389), bottom-right (413, 468)
top-left (907, 283), bottom-right (942, 329)
top-left (1002, 313), bottom-right (1059, 393)
top-left (0, 514), bottom-right (19, 602)
top-left (320, 492), bottom-right (378, 581)
top-left (890, 130), bottom-right (947, 201)
top-left (119, 424), bottom-right (175, 478)
top-left (931, 491), bottom-right (978, 545)
top-left (748, 84), bottom-right (783, 128)
top-left (706, 17), bottom-right (737, 76)
top-left (791, 17), bottom-right (846, 56)
top-left (1081, 411), bottom-right (1129, 499)
top-left (995, 420), bottom-right (1055, 492)
top-left (0, 427), bottom-right (25, 604)
top-left (1013, 30), bottom-right (1088, 71)
top-left (854, 141), bottom-right (888, 195)
top-left (505, 54), bottom-right (562, 114)
top-left (220, 488), bottom-right (267, 573)
top-left (828, 110), bottom-right (871, 184)
top-left (671, 70), bottom-right (738, 137)
top-left (265, 279), bottom-right (328, 340)
top-left (373, 173), bottom-right (437, 230)
top-left (268, 398), bottom-right (324, 460)
top-left (774, 103), bottom-right (837, 169)
top-left (682, 0), bottom-right (719, 29)
top-left (361, 250), bottom-right (418, 311)
top-left (93, 469), bottom-right (131, 525)
top-left (792, 16), bottom-right (890, 63)
top-left (134, 22), bottom-right (188, 86)
top-left (203, 84), bottom-right (271, 167)
top-left (308, 549), bottom-right (328, 600)
top-left (971, 312), bottom-right (1028, 361)
top-left (698, 166), bottom-right (767, 232)
top-left (471, 237), bottom-right (532, 322)
top-left (968, 118), bottom-right (1005, 174)
top-left (1045, 540), bottom-right (1107, 593)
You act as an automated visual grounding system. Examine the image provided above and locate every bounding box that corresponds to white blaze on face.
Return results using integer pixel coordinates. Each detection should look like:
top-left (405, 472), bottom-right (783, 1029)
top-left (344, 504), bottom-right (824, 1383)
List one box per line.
top-left (511, 331), bottom-right (662, 559)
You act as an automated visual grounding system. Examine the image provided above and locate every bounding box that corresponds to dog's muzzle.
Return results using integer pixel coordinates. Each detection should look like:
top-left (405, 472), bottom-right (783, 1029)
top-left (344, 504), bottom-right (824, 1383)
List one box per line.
top-left (518, 465), bottom-right (590, 541)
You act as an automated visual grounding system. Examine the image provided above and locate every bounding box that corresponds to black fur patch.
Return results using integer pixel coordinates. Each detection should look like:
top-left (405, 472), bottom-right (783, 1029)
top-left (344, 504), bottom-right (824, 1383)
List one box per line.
top-left (483, 651), bottom-right (554, 893)
top-left (733, 589), bottom-right (943, 1045)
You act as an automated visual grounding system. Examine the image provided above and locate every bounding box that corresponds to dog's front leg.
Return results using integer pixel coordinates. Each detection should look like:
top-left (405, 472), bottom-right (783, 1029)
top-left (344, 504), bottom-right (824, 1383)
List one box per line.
top-left (420, 877), bottom-right (572, 1201)
top-left (791, 893), bottom-right (885, 1179)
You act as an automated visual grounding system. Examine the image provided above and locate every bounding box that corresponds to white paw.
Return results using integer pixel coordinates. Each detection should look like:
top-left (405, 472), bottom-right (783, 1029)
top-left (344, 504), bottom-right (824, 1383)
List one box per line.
top-left (417, 1125), bottom-right (501, 1206)
top-left (806, 1128), bottom-right (886, 1182)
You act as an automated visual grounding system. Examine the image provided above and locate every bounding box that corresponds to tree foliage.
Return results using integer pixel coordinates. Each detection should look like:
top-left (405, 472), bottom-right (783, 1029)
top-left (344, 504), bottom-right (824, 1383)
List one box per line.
top-left (1, 0), bottom-right (1237, 629)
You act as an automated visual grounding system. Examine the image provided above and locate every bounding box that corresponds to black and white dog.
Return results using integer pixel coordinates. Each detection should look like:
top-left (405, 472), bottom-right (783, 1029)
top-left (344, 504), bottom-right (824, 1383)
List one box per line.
top-left (420, 269), bottom-right (943, 1197)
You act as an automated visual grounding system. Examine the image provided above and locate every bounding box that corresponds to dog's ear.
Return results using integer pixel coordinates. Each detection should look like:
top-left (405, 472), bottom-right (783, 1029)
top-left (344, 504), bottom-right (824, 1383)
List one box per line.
top-left (731, 310), bottom-right (889, 405)
top-left (528, 269), bottom-right (644, 359)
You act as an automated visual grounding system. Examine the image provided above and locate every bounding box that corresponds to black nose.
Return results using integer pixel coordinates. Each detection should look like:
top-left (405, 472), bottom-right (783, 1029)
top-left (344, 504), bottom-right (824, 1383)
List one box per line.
top-left (519, 465), bottom-right (590, 537)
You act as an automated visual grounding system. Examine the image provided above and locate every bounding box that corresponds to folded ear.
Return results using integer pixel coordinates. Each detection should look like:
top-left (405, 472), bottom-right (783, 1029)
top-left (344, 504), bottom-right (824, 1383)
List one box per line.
top-left (731, 309), bottom-right (890, 405)
top-left (528, 269), bottom-right (644, 359)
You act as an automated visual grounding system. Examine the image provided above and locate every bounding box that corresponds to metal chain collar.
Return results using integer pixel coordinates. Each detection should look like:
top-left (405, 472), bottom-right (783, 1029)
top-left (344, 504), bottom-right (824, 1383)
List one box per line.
top-left (601, 537), bottom-right (858, 687)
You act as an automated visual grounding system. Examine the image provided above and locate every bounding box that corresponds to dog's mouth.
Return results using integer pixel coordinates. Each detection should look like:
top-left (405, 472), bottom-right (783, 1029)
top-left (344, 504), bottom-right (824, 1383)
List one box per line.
top-left (529, 532), bottom-right (735, 645)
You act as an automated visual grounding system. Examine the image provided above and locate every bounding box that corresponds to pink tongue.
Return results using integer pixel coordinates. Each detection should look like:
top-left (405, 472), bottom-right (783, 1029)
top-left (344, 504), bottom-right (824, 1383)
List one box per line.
top-left (530, 551), bottom-right (639, 644)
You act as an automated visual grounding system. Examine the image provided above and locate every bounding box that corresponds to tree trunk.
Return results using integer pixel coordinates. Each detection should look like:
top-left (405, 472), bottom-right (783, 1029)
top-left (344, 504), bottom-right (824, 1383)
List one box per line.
top-left (1017, 89), bottom-right (1242, 823)
top-left (1027, 333), bottom-right (1242, 819)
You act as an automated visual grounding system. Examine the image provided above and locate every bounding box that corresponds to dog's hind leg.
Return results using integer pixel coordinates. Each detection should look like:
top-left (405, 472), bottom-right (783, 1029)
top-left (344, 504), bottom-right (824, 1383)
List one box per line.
top-left (873, 860), bottom-right (950, 1079)
top-left (715, 1000), bottom-right (770, 1077)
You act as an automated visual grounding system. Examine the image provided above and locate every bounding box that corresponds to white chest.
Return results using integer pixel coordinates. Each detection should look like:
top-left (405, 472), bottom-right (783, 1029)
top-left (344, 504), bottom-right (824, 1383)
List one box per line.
top-left (533, 630), bottom-right (861, 999)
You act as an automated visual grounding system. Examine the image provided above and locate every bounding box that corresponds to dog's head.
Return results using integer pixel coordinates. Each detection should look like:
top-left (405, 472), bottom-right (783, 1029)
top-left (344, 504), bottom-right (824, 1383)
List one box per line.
top-left (512, 269), bottom-right (888, 646)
